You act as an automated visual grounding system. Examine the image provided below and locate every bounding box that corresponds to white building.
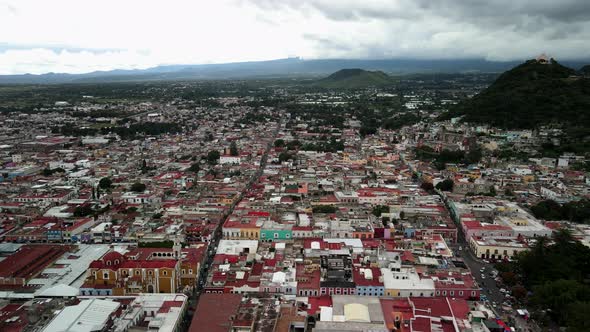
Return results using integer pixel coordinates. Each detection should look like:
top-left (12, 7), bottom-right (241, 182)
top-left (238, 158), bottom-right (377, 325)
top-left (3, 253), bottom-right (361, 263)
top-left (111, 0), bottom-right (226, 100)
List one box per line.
top-left (380, 267), bottom-right (435, 297)
top-left (43, 299), bottom-right (120, 332)
top-left (219, 155), bottom-right (241, 165)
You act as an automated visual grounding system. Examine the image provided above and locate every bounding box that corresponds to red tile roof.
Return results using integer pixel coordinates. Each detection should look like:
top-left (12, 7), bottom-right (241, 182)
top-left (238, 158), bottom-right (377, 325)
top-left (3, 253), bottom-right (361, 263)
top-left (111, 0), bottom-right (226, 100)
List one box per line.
top-left (189, 293), bottom-right (242, 332)
top-left (306, 296), bottom-right (332, 315)
top-left (352, 266), bottom-right (383, 287)
top-left (0, 245), bottom-right (70, 279)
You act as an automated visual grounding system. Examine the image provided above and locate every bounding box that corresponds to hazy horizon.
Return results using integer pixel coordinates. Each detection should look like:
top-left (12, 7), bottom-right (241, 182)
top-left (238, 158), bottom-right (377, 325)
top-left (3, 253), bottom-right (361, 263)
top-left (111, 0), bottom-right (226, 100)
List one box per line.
top-left (2, 0), bottom-right (590, 75)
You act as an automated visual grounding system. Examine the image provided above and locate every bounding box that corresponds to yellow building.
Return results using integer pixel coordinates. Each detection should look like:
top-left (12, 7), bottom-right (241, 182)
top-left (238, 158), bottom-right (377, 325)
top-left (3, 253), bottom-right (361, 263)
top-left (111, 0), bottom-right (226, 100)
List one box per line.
top-left (469, 236), bottom-right (528, 260)
top-left (83, 242), bottom-right (207, 295)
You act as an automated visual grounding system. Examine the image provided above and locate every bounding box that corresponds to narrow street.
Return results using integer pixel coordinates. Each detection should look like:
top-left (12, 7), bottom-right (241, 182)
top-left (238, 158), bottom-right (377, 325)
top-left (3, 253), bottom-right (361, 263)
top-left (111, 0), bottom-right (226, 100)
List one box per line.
top-left (440, 194), bottom-right (541, 332)
top-left (181, 121), bottom-right (282, 331)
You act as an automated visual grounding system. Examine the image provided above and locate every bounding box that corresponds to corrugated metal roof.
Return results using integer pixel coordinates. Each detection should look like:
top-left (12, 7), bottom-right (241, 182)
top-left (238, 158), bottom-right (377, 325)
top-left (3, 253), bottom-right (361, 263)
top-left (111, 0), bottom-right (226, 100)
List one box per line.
top-left (43, 299), bottom-right (120, 332)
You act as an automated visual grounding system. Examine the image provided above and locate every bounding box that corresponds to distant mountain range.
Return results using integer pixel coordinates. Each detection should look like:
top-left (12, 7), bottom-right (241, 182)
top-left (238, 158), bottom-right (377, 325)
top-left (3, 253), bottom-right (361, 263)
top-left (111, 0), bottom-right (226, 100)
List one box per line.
top-left (315, 68), bottom-right (394, 88)
top-left (2, 57), bottom-right (589, 84)
top-left (443, 58), bottom-right (590, 131)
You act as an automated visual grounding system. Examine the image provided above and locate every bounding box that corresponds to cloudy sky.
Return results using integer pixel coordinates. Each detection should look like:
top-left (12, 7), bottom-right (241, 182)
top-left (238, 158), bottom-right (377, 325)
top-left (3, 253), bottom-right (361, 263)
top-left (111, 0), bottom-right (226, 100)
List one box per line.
top-left (1, 0), bottom-right (589, 74)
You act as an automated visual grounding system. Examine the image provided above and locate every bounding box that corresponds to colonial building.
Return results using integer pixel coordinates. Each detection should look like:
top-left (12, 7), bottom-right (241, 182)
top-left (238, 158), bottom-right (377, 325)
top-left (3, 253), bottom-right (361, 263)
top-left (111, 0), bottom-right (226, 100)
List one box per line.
top-left (82, 240), bottom-right (206, 295)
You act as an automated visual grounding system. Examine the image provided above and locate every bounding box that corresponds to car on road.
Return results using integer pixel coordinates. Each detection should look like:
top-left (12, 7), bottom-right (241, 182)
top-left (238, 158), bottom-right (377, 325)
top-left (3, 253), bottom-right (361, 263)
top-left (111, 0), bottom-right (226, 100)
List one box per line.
top-left (481, 274), bottom-right (486, 279)
top-left (480, 267), bottom-right (485, 273)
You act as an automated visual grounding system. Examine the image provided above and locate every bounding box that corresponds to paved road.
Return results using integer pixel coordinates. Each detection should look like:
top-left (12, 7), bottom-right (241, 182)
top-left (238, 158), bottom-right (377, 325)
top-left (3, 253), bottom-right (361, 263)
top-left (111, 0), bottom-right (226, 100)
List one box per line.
top-left (439, 193), bottom-right (541, 332)
top-left (181, 121), bottom-right (282, 331)
top-left (451, 243), bottom-right (505, 304)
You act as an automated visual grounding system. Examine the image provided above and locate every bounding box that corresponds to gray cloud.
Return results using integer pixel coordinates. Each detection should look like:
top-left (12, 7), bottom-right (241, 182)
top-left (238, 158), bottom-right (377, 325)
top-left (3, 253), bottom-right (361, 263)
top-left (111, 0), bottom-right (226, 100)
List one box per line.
top-left (246, 0), bottom-right (590, 60)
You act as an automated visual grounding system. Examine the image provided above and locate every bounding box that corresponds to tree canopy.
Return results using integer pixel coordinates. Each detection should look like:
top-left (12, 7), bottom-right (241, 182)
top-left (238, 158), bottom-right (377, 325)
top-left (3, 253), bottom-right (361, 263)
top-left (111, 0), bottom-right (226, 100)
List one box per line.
top-left (435, 179), bottom-right (454, 192)
top-left (531, 199), bottom-right (590, 223)
top-left (206, 150), bottom-right (220, 165)
top-left (312, 205), bottom-right (337, 214)
top-left (130, 182), bottom-right (146, 192)
top-left (512, 230), bottom-right (590, 327)
top-left (98, 177), bottom-right (112, 189)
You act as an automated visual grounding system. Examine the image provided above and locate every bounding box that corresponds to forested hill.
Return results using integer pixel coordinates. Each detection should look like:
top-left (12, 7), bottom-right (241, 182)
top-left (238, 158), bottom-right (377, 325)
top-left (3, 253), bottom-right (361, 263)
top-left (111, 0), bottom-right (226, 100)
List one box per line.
top-left (442, 59), bottom-right (590, 129)
top-left (315, 69), bottom-right (393, 88)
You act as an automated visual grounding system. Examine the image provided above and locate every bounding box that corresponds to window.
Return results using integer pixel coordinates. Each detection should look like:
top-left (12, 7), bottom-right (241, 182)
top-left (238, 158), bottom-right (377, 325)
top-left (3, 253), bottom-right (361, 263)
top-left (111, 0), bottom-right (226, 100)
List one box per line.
top-left (189, 269), bottom-right (193, 274)
top-left (182, 269), bottom-right (186, 274)
top-left (103, 272), bottom-right (109, 279)
top-left (436, 291), bottom-right (440, 295)
top-left (459, 291), bottom-right (463, 296)
top-left (148, 271), bottom-right (153, 275)
top-left (163, 271), bottom-right (168, 276)
top-left (136, 270), bottom-right (140, 275)
top-left (285, 234), bottom-right (290, 239)
top-left (450, 291), bottom-right (454, 296)
top-left (443, 291), bottom-right (447, 296)
top-left (261, 233), bottom-right (266, 238)
top-left (274, 233), bottom-right (279, 239)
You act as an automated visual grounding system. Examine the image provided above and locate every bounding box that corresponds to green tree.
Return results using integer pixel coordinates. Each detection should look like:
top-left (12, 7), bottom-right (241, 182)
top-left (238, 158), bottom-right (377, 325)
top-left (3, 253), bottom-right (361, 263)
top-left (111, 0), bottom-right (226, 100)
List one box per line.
top-left (130, 182), bottom-right (146, 192)
top-left (435, 179), bottom-right (454, 192)
top-left (530, 280), bottom-right (590, 324)
top-left (278, 152), bottom-right (294, 163)
top-left (230, 141), bottom-right (239, 156)
top-left (312, 205), bottom-right (337, 213)
top-left (99, 177), bottom-right (112, 189)
top-left (566, 301), bottom-right (590, 332)
top-left (74, 204), bottom-right (93, 217)
top-left (207, 150), bottom-right (220, 165)
top-left (372, 205), bottom-right (390, 217)
top-left (188, 163), bottom-right (200, 173)
top-left (286, 140), bottom-right (300, 150)
top-left (359, 126), bottom-right (377, 137)
top-left (530, 200), bottom-right (564, 220)
top-left (511, 285), bottom-right (527, 301)
top-left (420, 182), bottom-right (434, 192)
top-left (464, 148), bottom-right (482, 164)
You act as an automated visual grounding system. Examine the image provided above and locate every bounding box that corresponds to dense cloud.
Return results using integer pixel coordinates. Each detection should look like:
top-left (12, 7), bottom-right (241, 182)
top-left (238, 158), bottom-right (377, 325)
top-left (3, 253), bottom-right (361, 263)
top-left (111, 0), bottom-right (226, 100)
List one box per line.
top-left (247, 0), bottom-right (590, 60)
top-left (0, 0), bottom-right (589, 74)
